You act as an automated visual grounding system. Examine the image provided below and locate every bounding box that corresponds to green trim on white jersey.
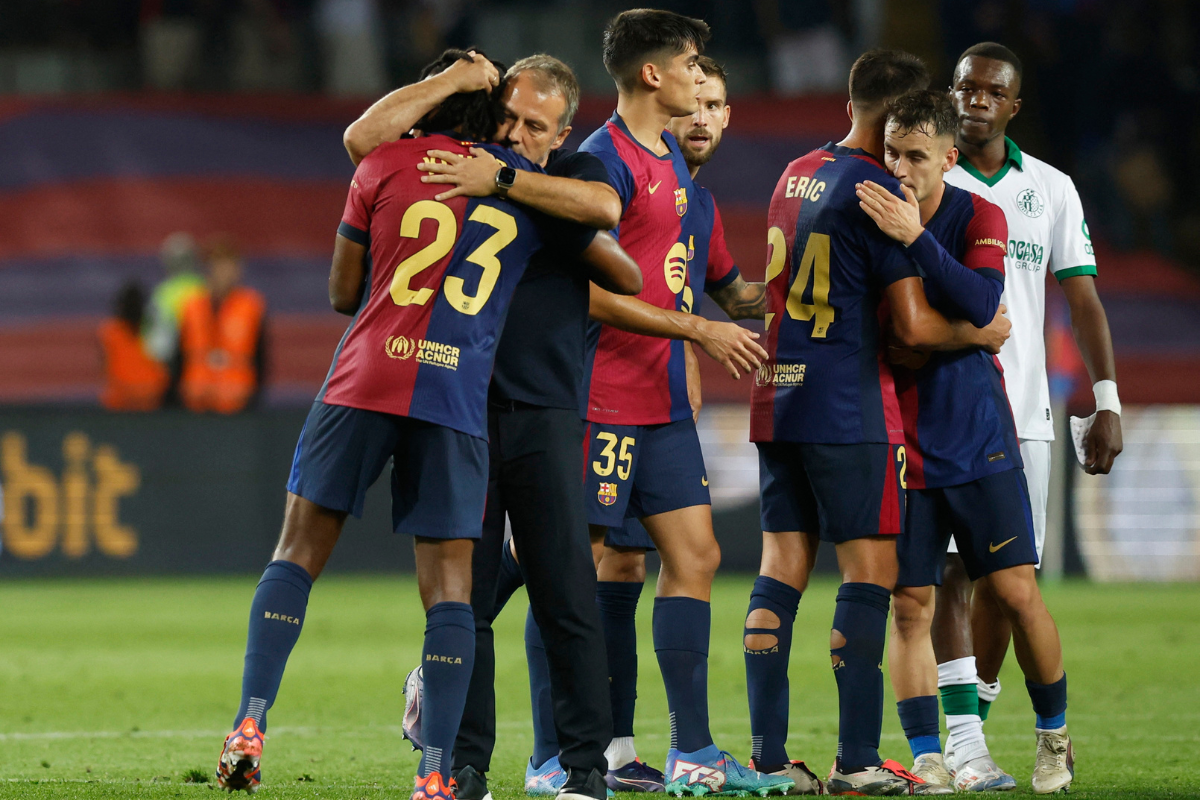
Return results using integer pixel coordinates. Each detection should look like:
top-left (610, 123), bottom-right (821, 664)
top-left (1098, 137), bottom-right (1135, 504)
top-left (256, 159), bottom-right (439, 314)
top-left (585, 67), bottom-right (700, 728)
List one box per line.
top-left (945, 139), bottom-right (1096, 442)
top-left (955, 137), bottom-right (1024, 187)
top-left (1054, 265), bottom-right (1098, 282)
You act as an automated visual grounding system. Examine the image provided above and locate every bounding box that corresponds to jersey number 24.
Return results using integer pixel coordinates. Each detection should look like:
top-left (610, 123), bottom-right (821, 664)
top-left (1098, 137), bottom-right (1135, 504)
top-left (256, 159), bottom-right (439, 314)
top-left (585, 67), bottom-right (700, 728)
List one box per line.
top-left (766, 227), bottom-right (834, 338)
top-left (390, 200), bottom-right (517, 316)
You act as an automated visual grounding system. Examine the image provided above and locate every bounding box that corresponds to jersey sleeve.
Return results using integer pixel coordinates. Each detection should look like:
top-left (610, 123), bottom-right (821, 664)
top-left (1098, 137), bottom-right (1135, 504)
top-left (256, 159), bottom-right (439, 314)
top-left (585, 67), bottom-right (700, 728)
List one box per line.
top-left (550, 151), bottom-right (615, 186)
top-left (582, 148), bottom-right (637, 213)
top-left (962, 196), bottom-right (1008, 281)
top-left (338, 159), bottom-right (375, 245)
top-left (704, 201), bottom-right (741, 293)
top-left (1048, 176), bottom-right (1097, 282)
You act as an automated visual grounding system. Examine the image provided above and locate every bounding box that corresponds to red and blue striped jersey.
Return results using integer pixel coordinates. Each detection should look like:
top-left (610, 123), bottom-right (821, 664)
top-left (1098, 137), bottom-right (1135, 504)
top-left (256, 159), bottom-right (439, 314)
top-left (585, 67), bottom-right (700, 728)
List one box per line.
top-left (893, 183), bottom-right (1021, 488)
top-left (580, 114), bottom-right (735, 425)
top-left (320, 133), bottom-right (589, 439)
top-left (750, 144), bottom-right (919, 444)
top-left (683, 184), bottom-right (742, 315)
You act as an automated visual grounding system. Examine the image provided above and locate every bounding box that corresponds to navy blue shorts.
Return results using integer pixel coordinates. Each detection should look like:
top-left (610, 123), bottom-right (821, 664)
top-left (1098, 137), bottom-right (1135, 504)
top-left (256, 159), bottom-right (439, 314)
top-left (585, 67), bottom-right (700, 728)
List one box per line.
top-left (605, 518), bottom-right (656, 551)
top-left (286, 401), bottom-right (488, 539)
top-left (583, 418), bottom-right (710, 527)
top-left (757, 441), bottom-right (905, 542)
top-left (897, 468), bottom-right (1039, 586)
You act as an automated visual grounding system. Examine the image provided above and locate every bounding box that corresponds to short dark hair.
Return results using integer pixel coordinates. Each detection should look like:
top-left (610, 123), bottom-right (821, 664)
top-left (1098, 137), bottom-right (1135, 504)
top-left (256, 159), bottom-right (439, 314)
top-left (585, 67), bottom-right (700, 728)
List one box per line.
top-left (886, 89), bottom-right (960, 139)
top-left (696, 55), bottom-right (728, 102)
top-left (416, 48), bottom-right (507, 142)
top-left (955, 42), bottom-right (1023, 87)
top-left (848, 49), bottom-right (930, 113)
top-left (603, 8), bottom-right (710, 92)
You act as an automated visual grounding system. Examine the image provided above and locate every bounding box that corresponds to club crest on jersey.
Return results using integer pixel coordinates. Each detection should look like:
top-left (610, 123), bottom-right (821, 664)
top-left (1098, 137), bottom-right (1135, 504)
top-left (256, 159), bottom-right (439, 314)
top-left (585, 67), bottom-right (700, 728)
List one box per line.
top-left (674, 187), bottom-right (688, 216)
top-left (670, 761), bottom-right (726, 792)
top-left (1016, 188), bottom-right (1044, 218)
top-left (598, 483), bottom-right (618, 506)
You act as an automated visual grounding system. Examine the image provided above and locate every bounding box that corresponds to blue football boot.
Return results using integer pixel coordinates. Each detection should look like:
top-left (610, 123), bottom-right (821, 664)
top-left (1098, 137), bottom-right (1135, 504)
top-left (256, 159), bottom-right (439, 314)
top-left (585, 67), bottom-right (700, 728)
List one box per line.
top-left (526, 755), bottom-right (568, 796)
top-left (665, 745), bottom-right (794, 796)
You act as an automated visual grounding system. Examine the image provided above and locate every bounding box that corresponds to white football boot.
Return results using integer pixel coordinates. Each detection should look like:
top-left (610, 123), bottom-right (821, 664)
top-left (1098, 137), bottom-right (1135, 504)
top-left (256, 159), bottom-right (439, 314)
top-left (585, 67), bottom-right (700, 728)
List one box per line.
top-left (909, 754), bottom-right (954, 795)
top-left (953, 755), bottom-right (1017, 792)
top-left (1031, 727), bottom-right (1074, 794)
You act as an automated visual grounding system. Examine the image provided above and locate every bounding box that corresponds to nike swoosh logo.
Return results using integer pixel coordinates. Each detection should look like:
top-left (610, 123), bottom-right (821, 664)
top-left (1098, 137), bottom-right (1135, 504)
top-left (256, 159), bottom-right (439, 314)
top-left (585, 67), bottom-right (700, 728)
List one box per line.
top-left (989, 536), bottom-right (1018, 553)
top-left (701, 476), bottom-right (709, 486)
top-left (648, 181), bottom-right (662, 194)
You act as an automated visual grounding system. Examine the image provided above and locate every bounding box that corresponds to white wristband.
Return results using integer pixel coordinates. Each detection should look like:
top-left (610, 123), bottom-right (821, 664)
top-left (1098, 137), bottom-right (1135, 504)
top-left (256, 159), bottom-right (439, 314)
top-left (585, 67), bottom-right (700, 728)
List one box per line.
top-left (1093, 380), bottom-right (1121, 416)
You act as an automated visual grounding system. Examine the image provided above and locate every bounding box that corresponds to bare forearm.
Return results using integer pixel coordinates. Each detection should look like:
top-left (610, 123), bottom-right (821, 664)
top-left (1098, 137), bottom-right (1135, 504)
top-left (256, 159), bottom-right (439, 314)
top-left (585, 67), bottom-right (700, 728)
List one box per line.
top-left (1070, 300), bottom-right (1117, 383)
top-left (344, 73), bottom-right (455, 166)
top-left (507, 172), bottom-right (622, 229)
top-left (710, 276), bottom-right (766, 320)
top-left (589, 284), bottom-right (702, 341)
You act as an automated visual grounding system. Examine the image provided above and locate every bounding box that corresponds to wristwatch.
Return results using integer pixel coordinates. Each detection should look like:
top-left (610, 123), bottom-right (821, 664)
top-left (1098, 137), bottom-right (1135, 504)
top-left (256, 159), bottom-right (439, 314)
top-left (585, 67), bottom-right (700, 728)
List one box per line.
top-left (495, 166), bottom-right (517, 196)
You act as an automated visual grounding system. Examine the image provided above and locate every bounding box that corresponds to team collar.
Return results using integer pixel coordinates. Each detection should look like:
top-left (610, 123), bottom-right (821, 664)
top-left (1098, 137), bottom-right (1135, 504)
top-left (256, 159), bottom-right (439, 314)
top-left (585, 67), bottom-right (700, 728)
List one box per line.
top-left (957, 136), bottom-right (1023, 187)
top-left (609, 111), bottom-right (677, 161)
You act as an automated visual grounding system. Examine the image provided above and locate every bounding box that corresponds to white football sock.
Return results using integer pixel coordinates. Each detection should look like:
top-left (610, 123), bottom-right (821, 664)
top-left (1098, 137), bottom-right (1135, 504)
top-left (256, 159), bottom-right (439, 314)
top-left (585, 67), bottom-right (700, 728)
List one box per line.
top-left (938, 657), bottom-right (989, 766)
top-left (605, 736), bottom-right (638, 770)
top-left (977, 677), bottom-right (1002, 704)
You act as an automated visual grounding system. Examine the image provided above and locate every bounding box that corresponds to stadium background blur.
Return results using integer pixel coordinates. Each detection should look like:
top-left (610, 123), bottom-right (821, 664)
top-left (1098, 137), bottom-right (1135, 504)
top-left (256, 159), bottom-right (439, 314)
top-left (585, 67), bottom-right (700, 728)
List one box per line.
top-left (3, 0), bottom-right (1198, 581)
top-left (1, 2), bottom-right (1199, 798)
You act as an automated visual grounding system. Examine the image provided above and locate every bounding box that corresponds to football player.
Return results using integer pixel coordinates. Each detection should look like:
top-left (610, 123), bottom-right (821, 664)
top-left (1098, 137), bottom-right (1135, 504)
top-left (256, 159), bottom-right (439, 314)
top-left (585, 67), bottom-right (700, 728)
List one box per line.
top-left (215, 49), bottom-right (639, 800)
top-left (933, 42), bottom-right (1120, 794)
top-left (747, 51), bottom-right (1009, 796)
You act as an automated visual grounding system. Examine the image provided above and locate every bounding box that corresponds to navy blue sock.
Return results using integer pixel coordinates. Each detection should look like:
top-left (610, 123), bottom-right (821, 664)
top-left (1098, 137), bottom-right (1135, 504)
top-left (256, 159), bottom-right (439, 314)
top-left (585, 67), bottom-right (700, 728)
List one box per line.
top-left (1027, 673), bottom-right (1067, 730)
top-left (897, 696), bottom-right (941, 759)
top-left (653, 596), bottom-right (713, 754)
top-left (417, 602), bottom-right (476, 779)
top-left (234, 560), bottom-right (313, 732)
top-left (493, 541), bottom-right (525, 618)
top-left (831, 583), bottom-right (891, 772)
top-left (525, 607), bottom-right (559, 768)
top-left (596, 581), bottom-right (643, 738)
top-left (744, 576), bottom-right (801, 769)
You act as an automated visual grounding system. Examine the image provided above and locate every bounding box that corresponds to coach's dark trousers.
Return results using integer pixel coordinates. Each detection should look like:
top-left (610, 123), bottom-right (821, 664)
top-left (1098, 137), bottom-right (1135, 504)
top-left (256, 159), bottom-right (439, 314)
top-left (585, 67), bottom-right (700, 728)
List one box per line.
top-left (452, 401), bottom-right (612, 777)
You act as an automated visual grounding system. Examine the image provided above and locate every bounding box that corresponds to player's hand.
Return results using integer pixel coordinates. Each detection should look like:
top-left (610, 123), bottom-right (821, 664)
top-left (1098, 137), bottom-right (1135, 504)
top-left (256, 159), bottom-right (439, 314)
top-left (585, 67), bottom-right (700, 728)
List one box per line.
top-left (437, 51), bottom-right (500, 94)
top-left (1084, 409), bottom-right (1123, 474)
top-left (695, 319), bottom-right (767, 379)
top-left (976, 303), bottom-right (1011, 354)
top-left (856, 180), bottom-right (924, 246)
top-left (418, 147), bottom-right (504, 201)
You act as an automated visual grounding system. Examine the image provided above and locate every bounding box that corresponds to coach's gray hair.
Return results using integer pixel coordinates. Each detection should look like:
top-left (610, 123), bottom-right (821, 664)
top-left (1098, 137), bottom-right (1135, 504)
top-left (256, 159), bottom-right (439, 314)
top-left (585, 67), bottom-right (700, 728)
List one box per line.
top-left (505, 54), bottom-right (581, 131)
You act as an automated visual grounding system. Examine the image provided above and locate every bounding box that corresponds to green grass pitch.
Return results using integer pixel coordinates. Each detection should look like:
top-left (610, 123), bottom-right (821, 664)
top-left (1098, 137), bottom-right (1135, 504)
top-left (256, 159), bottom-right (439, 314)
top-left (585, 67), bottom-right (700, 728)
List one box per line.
top-left (1, 575), bottom-right (1197, 798)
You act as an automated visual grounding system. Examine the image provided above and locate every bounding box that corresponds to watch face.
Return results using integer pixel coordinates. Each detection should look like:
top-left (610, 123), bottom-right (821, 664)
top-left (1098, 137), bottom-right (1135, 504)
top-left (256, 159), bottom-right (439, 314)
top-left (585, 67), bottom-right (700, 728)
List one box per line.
top-left (498, 167), bottom-right (517, 188)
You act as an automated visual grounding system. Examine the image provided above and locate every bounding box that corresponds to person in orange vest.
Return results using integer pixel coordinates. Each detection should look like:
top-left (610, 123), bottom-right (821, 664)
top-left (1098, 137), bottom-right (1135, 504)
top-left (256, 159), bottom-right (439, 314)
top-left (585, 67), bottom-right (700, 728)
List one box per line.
top-left (179, 237), bottom-right (268, 414)
top-left (98, 280), bottom-right (169, 411)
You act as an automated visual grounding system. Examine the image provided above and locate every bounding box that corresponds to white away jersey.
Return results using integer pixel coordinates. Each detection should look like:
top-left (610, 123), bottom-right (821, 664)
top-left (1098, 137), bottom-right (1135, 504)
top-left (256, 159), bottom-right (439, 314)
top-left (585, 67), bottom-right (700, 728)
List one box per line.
top-left (945, 137), bottom-right (1096, 441)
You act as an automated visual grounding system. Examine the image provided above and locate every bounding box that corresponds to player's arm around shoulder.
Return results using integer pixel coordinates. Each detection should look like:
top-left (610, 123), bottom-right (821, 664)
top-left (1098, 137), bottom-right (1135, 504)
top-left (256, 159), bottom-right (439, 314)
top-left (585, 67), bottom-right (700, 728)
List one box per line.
top-left (343, 52), bottom-right (499, 166)
top-left (418, 148), bottom-right (622, 230)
